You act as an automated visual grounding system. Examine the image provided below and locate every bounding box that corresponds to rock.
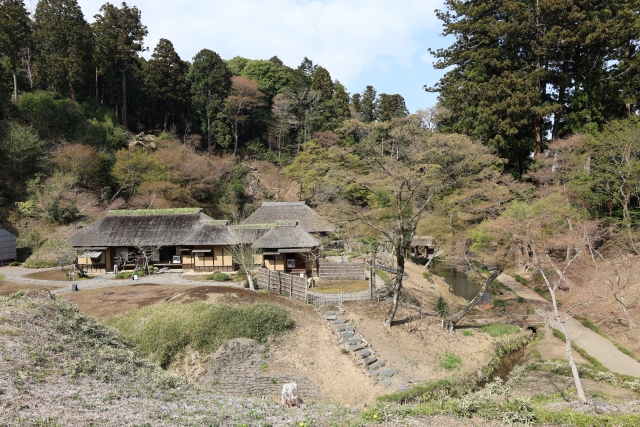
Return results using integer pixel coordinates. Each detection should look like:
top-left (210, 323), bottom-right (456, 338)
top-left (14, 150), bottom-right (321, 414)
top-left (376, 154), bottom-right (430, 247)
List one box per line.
top-left (331, 319), bottom-right (346, 325)
top-left (398, 384), bottom-right (409, 391)
top-left (323, 311), bottom-right (336, 316)
top-left (342, 326), bottom-right (354, 332)
top-left (344, 338), bottom-right (361, 346)
top-left (324, 315), bottom-right (337, 320)
top-left (281, 382), bottom-right (300, 408)
top-left (336, 326), bottom-right (346, 332)
top-left (359, 350), bottom-right (372, 359)
top-left (363, 357), bottom-right (378, 366)
top-left (383, 379), bottom-right (392, 387)
top-left (341, 332), bottom-right (354, 339)
top-left (368, 362), bottom-right (384, 371)
top-left (370, 370), bottom-right (380, 377)
top-left (349, 344), bottom-right (365, 352)
top-left (380, 369), bottom-right (394, 377)
top-left (335, 311), bottom-right (345, 316)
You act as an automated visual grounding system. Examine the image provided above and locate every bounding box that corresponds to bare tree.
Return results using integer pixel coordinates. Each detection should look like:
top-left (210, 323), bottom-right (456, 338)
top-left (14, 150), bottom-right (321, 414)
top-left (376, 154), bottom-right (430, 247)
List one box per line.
top-left (131, 241), bottom-right (162, 275)
top-left (230, 227), bottom-right (263, 291)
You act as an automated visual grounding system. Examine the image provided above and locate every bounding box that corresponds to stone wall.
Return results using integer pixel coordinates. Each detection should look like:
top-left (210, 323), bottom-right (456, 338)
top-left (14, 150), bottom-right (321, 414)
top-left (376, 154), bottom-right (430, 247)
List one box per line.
top-left (202, 338), bottom-right (321, 401)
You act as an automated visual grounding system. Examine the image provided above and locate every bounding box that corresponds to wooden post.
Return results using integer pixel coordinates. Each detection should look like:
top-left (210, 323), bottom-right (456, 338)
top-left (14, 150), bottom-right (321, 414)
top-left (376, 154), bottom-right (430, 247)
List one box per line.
top-left (278, 272), bottom-right (282, 294)
top-left (370, 251), bottom-right (376, 301)
top-left (290, 275), bottom-right (293, 298)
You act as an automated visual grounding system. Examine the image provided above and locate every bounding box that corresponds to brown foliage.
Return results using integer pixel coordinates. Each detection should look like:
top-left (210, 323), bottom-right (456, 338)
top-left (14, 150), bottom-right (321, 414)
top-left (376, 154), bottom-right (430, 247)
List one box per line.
top-left (49, 143), bottom-right (100, 187)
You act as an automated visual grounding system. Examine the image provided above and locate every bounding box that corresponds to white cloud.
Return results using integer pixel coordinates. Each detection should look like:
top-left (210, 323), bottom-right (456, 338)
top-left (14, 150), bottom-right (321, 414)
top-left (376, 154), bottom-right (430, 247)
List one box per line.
top-left (77, 0), bottom-right (443, 91)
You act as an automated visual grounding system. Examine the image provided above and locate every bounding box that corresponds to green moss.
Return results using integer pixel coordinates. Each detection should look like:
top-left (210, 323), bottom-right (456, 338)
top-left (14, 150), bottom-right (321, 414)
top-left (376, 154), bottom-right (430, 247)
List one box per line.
top-left (108, 208), bottom-right (201, 216)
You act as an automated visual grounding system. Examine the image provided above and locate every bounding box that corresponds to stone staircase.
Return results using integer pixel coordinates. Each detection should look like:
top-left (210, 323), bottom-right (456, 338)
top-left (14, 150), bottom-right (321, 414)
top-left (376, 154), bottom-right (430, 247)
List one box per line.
top-left (318, 308), bottom-right (413, 392)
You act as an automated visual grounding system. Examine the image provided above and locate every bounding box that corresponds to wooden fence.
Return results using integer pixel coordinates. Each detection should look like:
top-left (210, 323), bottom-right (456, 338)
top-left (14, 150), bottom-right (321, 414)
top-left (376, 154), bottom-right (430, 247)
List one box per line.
top-left (306, 289), bottom-right (372, 307)
top-left (318, 262), bottom-right (366, 281)
top-left (257, 268), bottom-right (307, 301)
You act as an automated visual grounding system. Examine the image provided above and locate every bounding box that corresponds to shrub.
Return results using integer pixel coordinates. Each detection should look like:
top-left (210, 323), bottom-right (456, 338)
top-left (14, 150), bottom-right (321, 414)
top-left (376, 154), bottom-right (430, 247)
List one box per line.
top-left (492, 298), bottom-right (507, 308)
top-left (481, 323), bottom-right (520, 337)
top-left (435, 296), bottom-right (450, 317)
top-left (440, 351), bottom-right (462, 370)
top-left (422, 271), bottom-right (433, 283)
top-left (204, 272), bottom-right (230, 282)
top-left (106, 302), bottom-right (293, 368)
top-left (461, 330), bottom-right (473, 336)
top-left (22, 259), bottom-right (58, 269)
top-left (9, 262), bottom-right (20, 266)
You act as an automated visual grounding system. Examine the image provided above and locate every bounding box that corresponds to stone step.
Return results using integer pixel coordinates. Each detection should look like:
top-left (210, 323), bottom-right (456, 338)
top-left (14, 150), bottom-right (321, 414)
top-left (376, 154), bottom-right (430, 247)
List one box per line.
top-left (344, 338), bottom-right (361, 346)
top-left (359, 349), bottom-right (372, 359)
top-left (331, 319), bottom-right (347, 325)
top-left (341, 332), bottom-right (354, 339)
top-left (349, 344), bottom-right (365, 352)
top-left (363, 357), bottom-right (378, 366)
top-left (380, 369), bottom-right (394, 378)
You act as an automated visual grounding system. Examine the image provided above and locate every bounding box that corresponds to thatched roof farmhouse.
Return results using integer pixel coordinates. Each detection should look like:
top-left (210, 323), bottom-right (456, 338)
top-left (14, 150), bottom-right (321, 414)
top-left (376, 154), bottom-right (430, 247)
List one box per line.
top-left (242, 202), bottom-right (334, 235)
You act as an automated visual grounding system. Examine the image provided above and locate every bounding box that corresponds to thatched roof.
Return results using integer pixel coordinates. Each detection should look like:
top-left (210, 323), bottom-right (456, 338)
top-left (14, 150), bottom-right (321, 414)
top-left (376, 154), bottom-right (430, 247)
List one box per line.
top-left (69, 209), bottom-right (217, 248)
top-left (242, 202), bottom-right (334, 234)
top-left (410, 236), bottom-right (433, 248)
top-left (253, 224), bottom-right (321, 249)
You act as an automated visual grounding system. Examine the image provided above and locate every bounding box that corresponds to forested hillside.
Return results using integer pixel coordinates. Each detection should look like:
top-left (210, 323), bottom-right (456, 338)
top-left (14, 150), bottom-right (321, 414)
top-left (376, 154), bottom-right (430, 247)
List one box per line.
top-left (0, 0), bottom-right (640, 282)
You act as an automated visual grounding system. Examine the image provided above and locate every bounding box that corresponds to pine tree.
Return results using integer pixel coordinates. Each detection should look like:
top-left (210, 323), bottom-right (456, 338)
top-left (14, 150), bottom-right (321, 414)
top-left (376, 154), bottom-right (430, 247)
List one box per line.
top-left (33, 0), bottom-right (92, 100)
top-left (93, 2), bottom-right (148, 129)
top-left (310, 66), bottom-right (333, 102)
top-left (146, 39), bottom-right (188, 131)
top-left (188, 49), bottom-right (232, 149)
top-left (0, 0), bottom-right (31, 101)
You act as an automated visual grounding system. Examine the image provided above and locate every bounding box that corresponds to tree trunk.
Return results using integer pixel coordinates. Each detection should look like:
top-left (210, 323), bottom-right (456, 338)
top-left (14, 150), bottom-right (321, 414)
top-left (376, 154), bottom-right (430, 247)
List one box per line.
top-left (121, 70), bottom-right (128, 130)
top-left (233, 121), bottom-right (239, 155)
top-left (534, 114), bottom-right (542, 157)
top-left (95, 67), bottom-right (99, 100)
top-left (443, 269), bottom-right (500, 334)
top-left (247, 268), bottom-right (255, 291)
top-left (549, 282), bottom-right (586, 402)
top-left (12, 71), bottom-right (18, 102)
top-left (164, 111), bottom-right (168, 132)
top-left (383, 242), bottom-right (405, 331)
top-left (69, 82), bottom-right (76, 101)
top-left (207, 116), bottom-right (212, 150)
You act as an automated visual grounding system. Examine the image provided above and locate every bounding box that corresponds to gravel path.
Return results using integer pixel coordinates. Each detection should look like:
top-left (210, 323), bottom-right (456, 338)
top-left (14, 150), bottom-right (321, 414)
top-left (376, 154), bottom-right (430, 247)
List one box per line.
top-left (0, 266), bottom-right (243, 294)
top-left (499, 273), bottom-right (640, 378)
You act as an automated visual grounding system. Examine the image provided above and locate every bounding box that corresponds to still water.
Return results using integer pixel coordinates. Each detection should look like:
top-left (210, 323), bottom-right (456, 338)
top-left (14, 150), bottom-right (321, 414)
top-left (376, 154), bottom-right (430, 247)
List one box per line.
top-left (429, 262), bottom-right (487, 301)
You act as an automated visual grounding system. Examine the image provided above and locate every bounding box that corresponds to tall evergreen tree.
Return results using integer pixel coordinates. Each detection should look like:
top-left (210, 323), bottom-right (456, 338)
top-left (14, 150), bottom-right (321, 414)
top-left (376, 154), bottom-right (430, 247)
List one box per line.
top-left (310, 66), bottom-right (333, 102)
top-left (93, 2), bottom-right (147, 130)
top-left (0, 0), bottom-right (31, 101)
top-left (33, 0), bottom-right (92, 100)
top-left (353, 85), bottom-right (377, 123)
top-left (428, 0), bottom-right (640, 172)
top-left (376, 94), bottom-right (409, 122)
top-left (187, 48), bottom-right (232, 149)
top-left (146, 38), bottom-right (188, 131)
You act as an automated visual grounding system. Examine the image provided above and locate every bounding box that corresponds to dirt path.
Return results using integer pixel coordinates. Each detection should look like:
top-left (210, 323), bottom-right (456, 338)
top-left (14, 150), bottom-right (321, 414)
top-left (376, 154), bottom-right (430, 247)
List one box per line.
top-left (0, 266), bottom-right (241, 296)
top-left (500, 273), bottom-right (640, 378)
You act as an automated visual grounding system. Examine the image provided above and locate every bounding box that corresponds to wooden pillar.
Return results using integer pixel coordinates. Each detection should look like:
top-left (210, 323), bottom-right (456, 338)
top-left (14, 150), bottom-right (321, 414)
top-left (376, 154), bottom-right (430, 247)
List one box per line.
top-left (290, 275), bottom-right (293, 298)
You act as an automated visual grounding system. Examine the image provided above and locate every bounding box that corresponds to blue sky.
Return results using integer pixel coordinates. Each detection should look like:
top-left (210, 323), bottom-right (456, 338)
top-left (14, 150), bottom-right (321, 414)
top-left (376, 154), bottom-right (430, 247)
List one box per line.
top-left (41, 0), bottom-right (450, 113)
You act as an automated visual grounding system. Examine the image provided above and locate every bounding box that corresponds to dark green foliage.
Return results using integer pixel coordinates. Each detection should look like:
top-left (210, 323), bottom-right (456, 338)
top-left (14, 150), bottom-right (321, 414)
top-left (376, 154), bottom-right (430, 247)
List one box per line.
top-left (204, 272), bottom-right (230, 282)
top-left (107, 302), bottom-right (293, 368)
top-left (33, 0), bottom-right (93, 99)
top-left (0, 0), bottom-right (31, 100)
top-left (311, 66), bottom-right (333, 102)
top-left (376, 94), bottom-right (408, 122)
top-left (188, 49), bottom-right (232, 149)
top-left (46, 198), bottom-right (79, 224)
top-left (435, 295), bottom-right (449, 317)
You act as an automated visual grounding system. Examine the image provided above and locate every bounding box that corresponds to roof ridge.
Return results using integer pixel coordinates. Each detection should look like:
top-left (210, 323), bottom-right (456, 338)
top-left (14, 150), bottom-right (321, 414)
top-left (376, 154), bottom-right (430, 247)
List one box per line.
top-left (108, 208), bottom-right (202, 216)
top-left (261, 201), bottom-right (306, 206)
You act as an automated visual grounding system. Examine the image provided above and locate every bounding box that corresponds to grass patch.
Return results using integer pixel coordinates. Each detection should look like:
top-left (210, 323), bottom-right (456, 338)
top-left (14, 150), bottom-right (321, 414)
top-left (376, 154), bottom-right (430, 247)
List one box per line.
top-left (106, 302), bottom-right (293, 368)
top-left (375, 269), bottom-right (391, 283)
top-left (552, 329), bottom-right (604, 369)
top-left (514, 274), bottom-right (528, 285)
top-left (461, 330), bottom-right (473, 336)
top-left (492, 298), bottom-right (507, 308)
top-left (0, 274), bottom-right (3, 282)
top-left (422, 271), bottom-right (433, 283)
top-left (440, 351), bottom-right (462, 370)
top-left (115, 270), bottom-right (148, 279)
top-left (534, 287), bottom-right (552, 302)
top-left (204, 272), bottom-right (230, 282)
top-left (481, 323), bottom-right (520, 337)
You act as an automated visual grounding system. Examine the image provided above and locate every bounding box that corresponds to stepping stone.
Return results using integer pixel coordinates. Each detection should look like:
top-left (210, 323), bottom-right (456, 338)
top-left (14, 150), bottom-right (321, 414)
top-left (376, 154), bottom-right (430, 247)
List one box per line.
top-left (335, 311), bottom-right (345, 316)
top-left (380, 369), bottom-right (394, 378)
top-left (383, 379), bottom-right (392, 387)
top-left (363, 357), bottom-right (378, 366)
top-left (369, 361), bottom-right (384, 371)
top-left (349, 344), bottom-right (364, 352)
top-left (331, 319), bottom-right (346, 325)
top-left (344, 338), bottom-right (361, 346)
top-left (370, 370), bottom-right (380, 376)
top-left (342, 326), bottom-right (354, 332)
top-left (359, 350), bottom-right (372, 359)
top-left (324, 315), bottom-right (337, 320)
top-left (398, 384), bottom-right (409, 391)
top-left (323, 311), bottom-right (336, 316)
top-left (341, 332), bottom-right (354, 339)
top-left (336, 326), bottom-right (346, 332)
